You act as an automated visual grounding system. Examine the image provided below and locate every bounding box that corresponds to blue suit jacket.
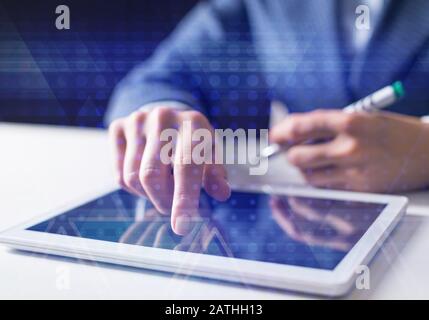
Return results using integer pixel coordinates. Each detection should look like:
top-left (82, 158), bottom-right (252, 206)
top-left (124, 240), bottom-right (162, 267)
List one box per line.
top-left (106, 0), bottom-right (429, 129)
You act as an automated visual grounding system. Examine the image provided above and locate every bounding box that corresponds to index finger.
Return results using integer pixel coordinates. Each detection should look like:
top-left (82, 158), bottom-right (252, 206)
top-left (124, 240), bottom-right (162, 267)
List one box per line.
top-left (171, 120), bottom-right (205, 235)
top-left (269, 110), bottom-right (351, 145)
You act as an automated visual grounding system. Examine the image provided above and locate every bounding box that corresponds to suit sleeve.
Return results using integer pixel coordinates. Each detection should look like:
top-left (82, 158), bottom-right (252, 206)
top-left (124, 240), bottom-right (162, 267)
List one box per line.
top-left (105, 0), bottom-right (250, 125)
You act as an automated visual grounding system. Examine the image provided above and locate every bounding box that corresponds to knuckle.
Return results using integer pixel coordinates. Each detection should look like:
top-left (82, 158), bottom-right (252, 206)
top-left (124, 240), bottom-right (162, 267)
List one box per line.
top-left (126, 112), bottom-right (146, 135)
top-left (334, 139), bottom-right (361, 159)
top-left (175, 191), bottom-right (198, 208)
top-left (341, 113), bottom-right (361, 133)
top-left (310, 109), bottom-right (331, 122)
top-left (151, 106), bottom-right (174, 121)
top-left (183, 110), bottom-right (206, 125)
top-left (128, 111), bottom-right (146, 124)
top-left (310, 109), bottom-right (328, 116)
top-left (176, 191), bottom-right (192, 202)
top-left (341, 139), bottom-right (360, 158)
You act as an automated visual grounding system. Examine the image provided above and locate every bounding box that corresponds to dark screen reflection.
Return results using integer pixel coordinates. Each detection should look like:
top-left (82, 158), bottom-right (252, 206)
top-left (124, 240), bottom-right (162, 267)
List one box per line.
top-left (28, 189), bottom-right (385, 270)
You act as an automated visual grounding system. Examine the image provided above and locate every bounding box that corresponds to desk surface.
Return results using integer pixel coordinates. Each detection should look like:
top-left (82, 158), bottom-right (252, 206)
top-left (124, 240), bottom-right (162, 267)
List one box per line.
top-left (1, 123), bottom-right (428, 299)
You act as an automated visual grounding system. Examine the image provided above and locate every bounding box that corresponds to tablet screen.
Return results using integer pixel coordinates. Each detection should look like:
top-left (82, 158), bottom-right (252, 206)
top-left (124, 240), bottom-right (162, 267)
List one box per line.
top-left (27, 189), bottom-right (385, 270)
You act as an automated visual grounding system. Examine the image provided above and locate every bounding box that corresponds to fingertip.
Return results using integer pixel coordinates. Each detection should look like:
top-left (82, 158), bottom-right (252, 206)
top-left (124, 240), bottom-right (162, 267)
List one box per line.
top-left (153, 203), bottom-right (170, 216)
top-left (205, 177), bottom-right (231, 202)
top-left (150, 191), bottom-right (173, 215)
top-left (172, 213), bottom-right (194, 235)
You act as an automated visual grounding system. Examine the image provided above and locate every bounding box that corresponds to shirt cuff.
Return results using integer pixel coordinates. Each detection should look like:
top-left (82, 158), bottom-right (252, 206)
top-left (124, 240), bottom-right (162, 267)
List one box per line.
top-left (138, 101), bottom-right (191, 112)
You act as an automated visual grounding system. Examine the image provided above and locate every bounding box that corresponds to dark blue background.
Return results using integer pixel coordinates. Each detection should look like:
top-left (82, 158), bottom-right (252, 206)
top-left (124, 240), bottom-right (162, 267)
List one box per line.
top-left (0, 0), bottom-right (197, 127)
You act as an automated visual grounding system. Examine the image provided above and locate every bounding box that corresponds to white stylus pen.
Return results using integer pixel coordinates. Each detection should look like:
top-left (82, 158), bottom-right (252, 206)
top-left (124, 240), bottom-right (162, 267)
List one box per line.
top-left (259, 81), bottom-right (405, 159)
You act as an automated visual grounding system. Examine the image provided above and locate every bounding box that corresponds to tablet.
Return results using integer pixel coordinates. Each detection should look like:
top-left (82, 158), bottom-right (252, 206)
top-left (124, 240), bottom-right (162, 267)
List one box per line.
top-left (0, 185), bottom-right (407, 296)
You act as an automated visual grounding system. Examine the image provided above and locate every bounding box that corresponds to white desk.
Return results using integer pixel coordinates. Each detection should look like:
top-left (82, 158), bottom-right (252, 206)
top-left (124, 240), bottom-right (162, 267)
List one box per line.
top-left (0, 123), bottom-right (428, 299)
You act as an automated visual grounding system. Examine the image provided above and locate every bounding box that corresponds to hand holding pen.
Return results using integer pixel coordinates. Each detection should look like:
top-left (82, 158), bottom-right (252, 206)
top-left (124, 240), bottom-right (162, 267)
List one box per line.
top-left (266, 82), bottom-right (429, 192)
top-left (261, 82), bottom-right (405, 159)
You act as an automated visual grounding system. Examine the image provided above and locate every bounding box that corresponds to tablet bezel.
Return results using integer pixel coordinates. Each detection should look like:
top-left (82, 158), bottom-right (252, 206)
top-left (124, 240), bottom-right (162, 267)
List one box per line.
top-left (0, 184), bottom-right (407, 296)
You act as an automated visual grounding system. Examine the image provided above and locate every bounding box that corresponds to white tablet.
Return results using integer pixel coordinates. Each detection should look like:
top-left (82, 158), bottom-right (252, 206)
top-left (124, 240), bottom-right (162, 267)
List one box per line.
top-left (0, 185), bottom-right (407, 297)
